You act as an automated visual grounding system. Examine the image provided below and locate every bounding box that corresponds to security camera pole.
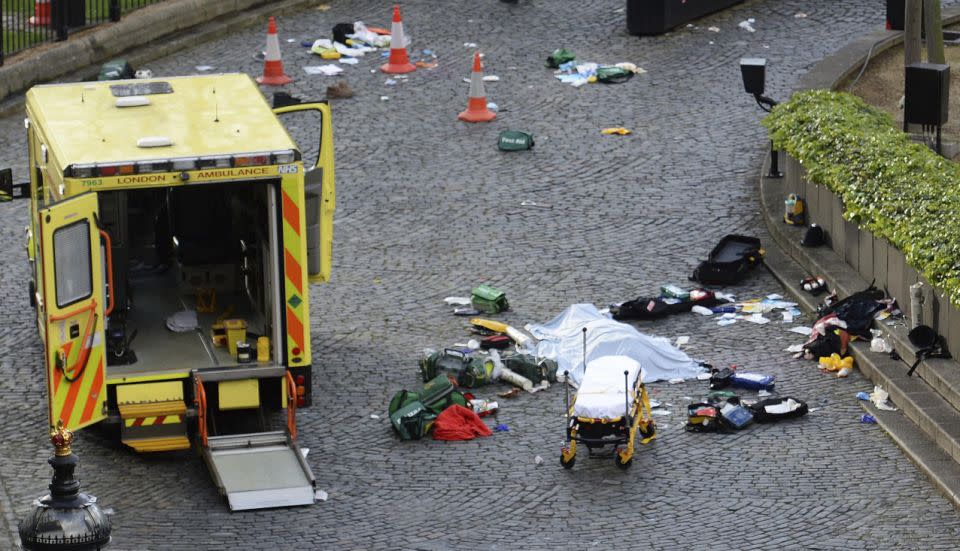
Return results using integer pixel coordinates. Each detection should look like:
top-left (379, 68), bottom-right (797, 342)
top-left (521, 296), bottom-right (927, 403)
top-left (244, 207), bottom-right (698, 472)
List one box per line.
top-left (740, 57), bottom-right (782, 178)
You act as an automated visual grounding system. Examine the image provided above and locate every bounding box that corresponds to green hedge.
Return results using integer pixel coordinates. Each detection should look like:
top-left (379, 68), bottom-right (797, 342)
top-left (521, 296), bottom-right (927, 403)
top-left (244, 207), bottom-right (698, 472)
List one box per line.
top-left (763, 89), bottom-right (960, 307)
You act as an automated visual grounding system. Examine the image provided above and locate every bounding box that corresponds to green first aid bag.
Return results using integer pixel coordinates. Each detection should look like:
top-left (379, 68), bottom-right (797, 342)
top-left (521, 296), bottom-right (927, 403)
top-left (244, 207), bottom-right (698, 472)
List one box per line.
top-left (596, 66), bottom-right (633, 84)
top-left (546, 48), bottom-right (576, 68)
top-left (388, 389), bottom-right (435, 440)
top-left (420, 375), bottom-right (468, 413)
top-left (498, 131), bottom-right (535, 151)
top-left (471, 284), bottom-right (509, 314)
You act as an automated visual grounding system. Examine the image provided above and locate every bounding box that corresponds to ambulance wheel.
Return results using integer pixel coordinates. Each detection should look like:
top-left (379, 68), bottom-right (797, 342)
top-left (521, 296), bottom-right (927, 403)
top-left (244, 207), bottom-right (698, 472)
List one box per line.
top-left (560, 454), bottom-right (575, 470)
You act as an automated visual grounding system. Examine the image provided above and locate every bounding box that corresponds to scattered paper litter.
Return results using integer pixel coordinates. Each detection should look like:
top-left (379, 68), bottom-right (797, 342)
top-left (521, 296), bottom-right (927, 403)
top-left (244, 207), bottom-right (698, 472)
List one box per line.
top-left (707, 26), bottom-right (720, 32)
top-left (339, 57), bottom-right (359, 65)
top-left (675, 336), bottom-right (690, 348)
top-left (301, 447), bottom-right (310, 458)
top-left (789, 326), bottom-right (813, 335)
top-left (717, 318), bottom-right (737, 326)
top-left (483, 75), bottom-right (500, 82)
top-left (464, 42), bottom-right (478, 48)
top-left (795, 12), bottom-right (807, 18)
top-left (195, 65), bottom-right (215, 71)
top-left (758, 389), bottom-right (772, 397)
top-left (746, 314), bottom-right (770, 325)
top-left (697, 372), bottom-right (712, 381)
top-left (767, 294), bottom-right (782, 300)
top-left (304, 65), bottom-right (344, 76)
top-left (652, 409), bottom-right (672, 416)
top-left (444, 296), bottom-right (472, 306)
top-left (738, 18), bottom-right (756, 32)
top-left (102, 508), bottom-right (115, 515)
top-left (650, 399), bottom-right (662, 408)
top-left (668, 378), bottom-right (684, 384)
top-left (785, 343), bottom-right (805, 353)
top-left (370, 414), bottom-right (380, 419)
top-left (315, 489), bottom-right (329, 502)
top-left (782, 312), bottom-right (794, 323)
top-left (691, 305), bottom-right (713, 316)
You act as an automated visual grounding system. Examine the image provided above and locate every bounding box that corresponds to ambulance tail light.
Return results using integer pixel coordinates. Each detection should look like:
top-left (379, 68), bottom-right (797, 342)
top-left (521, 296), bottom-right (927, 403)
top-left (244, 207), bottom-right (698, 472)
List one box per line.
top-left (97, 163), bottom-right (135, 177)
top-left (69, 164), bottom-right (96, 178)
top-left (197, 155), bottom-right (232, 169)
top-left (272, 150), bottom-right (297, 164)
top-left (171, 158), bottom-right (198, 171)
top-left (233, 153), bottom-right (271, 167)
top-left (137, 160), bottom-right (171, 173)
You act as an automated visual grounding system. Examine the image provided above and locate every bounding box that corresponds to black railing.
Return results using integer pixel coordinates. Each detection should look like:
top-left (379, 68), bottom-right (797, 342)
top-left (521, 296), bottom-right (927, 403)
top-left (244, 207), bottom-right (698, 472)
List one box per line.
top-left (1, 0), bottom-right (166, 66)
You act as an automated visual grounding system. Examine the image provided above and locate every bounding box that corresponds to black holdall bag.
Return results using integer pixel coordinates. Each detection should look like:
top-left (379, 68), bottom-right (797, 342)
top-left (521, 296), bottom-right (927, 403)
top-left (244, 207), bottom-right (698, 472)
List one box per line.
top-left (690, 235), bottom-right (763, 285)
top-left (749, 396), bottom-right (809, 423)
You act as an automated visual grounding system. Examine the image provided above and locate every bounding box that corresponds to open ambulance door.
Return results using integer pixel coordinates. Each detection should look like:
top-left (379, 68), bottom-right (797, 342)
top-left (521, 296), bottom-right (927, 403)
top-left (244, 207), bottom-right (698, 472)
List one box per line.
top-left (40, 193), bottom-right (110, 431)
top-left (273, 102), bottom-right (336, 283)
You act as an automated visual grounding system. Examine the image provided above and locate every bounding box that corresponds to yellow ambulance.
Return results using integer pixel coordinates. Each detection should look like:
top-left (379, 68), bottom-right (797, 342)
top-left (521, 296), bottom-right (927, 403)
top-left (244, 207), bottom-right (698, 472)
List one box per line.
top-left (22, 73), bottom-right (333, 510)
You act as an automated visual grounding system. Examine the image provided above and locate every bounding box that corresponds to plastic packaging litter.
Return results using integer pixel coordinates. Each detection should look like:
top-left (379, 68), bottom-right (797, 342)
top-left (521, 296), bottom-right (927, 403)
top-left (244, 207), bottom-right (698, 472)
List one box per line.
top-left (870, 386), bottom-right (898, 411)
top-left (712, 306), bottom-right (737, 314)
top-left (348, 21), bottom-right (391, 48)
top-left (856, 391), bottom-right (870, 401)
top-left (494, 423), bottom-right (509, 432)
top-left (870, 337), bottom-right (893, 353)
top-left (738, 18), bottom-right (756, 32)
top-left (691, 305), bottom-right (714, 316)
top-left (534, 455), bottom-right (544, 465)
top-left (860, 414), bottom-right (877, 424)
top-left (444, 297), bottom-right (472, 306)
top-left (315, 489), bottom-right (329, 502)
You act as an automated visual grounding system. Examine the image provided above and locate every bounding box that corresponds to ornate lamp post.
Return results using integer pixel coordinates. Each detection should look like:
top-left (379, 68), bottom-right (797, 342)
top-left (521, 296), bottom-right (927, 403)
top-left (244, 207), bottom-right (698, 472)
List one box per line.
top-left (18, 421), bottom-right (112, 550)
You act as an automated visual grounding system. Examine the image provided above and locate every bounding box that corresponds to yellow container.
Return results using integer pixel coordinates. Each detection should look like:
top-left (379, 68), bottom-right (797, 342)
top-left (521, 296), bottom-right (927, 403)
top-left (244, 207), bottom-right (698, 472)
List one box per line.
top-left (211, 322), bottom-right (226, 348)
top-left (257, 337), bottom-right (270, 363)
top-left (223, 319), bottom-right (247, 358)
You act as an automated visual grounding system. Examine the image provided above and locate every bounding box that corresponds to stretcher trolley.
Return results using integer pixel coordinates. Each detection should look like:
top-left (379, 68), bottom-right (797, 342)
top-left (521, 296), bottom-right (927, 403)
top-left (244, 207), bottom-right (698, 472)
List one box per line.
top-left (561, 355), bottom-right (656, 469)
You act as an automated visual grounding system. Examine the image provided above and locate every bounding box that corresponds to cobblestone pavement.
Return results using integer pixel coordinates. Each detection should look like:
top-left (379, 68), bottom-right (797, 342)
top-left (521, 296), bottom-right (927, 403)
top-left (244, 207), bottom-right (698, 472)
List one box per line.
top-left (3, 0), bottom-right (960, 549)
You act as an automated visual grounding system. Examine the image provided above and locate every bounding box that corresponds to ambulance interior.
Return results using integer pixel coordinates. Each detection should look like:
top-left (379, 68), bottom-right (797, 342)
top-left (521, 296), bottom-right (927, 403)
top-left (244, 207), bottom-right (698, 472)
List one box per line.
top-left (97, 181), bottom-right (282, 378)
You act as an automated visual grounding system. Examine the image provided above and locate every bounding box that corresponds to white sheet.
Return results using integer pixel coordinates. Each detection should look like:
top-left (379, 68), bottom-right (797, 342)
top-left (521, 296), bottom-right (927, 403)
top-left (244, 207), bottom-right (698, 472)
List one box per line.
top-left (572, 356), bottom-right (643, 419)
top-left (526, 304), bottom-right (705, 386)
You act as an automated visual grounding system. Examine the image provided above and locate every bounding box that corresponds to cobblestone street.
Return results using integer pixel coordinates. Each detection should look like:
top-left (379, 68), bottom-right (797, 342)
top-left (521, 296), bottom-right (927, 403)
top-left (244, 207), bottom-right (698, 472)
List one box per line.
top-left (2, 0), bottom-right (960, 549)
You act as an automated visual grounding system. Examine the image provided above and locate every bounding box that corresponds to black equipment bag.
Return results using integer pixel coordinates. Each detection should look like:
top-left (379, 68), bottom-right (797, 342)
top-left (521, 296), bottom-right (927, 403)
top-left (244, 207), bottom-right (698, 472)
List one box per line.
top-left (749, 396), bottom-right (809, 423)
top-left (612, 291), bottom-right (718, 321)
top-left (690, 235), bottom-right (763, 285)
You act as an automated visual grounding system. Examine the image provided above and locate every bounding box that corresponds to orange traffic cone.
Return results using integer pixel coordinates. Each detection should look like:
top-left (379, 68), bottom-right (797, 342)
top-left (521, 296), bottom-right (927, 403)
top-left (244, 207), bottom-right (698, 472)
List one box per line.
top-left (29, 0), bottom-right (51, 26)
top-left (380, 5), bottom-right (416, 74)
top-left (256, 17), bottom-right (293, 86)
top-left (458, 52), bottom-right (496, 123)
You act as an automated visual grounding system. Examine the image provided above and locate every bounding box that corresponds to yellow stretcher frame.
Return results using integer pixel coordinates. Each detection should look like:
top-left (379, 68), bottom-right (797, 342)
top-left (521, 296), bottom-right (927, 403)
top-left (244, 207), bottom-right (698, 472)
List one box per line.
top-left (560, 377), bottom-right (656, 470)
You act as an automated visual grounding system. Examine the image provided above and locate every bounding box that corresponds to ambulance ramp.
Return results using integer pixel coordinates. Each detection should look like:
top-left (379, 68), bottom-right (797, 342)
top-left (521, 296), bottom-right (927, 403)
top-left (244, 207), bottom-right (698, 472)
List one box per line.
top-left (203, 431), bottom-right (315, 511)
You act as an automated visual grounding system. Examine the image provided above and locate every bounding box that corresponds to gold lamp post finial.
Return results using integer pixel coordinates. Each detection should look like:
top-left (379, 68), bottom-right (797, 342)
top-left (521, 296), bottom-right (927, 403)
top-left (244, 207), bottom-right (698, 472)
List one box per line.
top-left (49, 420), bottom-right (73, 457)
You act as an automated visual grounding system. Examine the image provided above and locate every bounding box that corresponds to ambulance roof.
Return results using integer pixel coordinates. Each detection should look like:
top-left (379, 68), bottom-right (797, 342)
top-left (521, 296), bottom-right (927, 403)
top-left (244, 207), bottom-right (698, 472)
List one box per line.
top-left (26, 73), bottom-right (299, 169)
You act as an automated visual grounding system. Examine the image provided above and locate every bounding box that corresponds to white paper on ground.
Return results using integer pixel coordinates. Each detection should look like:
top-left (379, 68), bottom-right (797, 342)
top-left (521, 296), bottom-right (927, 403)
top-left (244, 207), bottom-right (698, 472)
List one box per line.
top-left (303, 65), bottom-right (344, 75)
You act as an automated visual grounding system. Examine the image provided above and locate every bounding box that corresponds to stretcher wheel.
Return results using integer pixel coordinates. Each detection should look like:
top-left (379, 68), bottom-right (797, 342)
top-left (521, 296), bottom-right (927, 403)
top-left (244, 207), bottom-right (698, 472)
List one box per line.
top-left (560, 452), bottom-right (575, 470)
top-left (614, 447), bottom-right (633, 470)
